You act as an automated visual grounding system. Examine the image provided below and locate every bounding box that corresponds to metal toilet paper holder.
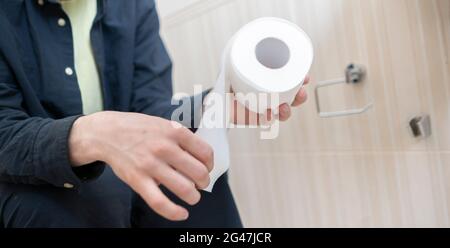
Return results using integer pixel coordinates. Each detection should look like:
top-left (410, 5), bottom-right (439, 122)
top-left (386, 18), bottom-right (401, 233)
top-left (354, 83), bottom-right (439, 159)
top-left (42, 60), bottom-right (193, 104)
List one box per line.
top-left (314, 63), bottom-right (374, 118)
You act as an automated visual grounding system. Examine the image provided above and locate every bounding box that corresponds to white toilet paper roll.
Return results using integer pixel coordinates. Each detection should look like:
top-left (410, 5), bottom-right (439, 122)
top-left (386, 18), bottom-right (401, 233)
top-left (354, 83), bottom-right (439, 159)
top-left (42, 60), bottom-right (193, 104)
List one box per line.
top-left (198, 17), bottom-right (314, 192)
top-left (229, 17), bottom-right (314, 113)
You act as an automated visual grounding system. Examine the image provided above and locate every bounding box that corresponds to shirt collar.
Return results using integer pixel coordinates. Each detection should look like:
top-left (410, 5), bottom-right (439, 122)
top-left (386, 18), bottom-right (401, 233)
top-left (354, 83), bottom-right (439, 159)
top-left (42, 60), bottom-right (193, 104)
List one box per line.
top-left (42, 0), bottom-right (105, 19)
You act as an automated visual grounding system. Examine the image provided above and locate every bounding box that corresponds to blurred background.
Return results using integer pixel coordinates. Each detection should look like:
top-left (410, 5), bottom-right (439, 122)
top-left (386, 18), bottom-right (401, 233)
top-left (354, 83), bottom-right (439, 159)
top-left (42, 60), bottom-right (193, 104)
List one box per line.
top-left (156, 0), bottom-right (450, 227)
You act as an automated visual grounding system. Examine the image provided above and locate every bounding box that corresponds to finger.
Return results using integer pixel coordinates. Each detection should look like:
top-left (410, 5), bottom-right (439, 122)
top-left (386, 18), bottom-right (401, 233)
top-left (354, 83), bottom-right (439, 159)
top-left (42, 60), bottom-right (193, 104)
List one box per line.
top-left (165, 147), bottom-right (210, 189)
top-left (137, 178), bottom-right (189, 221)
top-left (303, 74), bottom-right (311, 85)
top-left (258, 108), bottom-right (275, 126)
top-left (231, 99), bottom-right (259, 125)
top-left (154, 163), bottom-right (201, 206)
top-left (176, 128), bottom-right (214, 172)
top-left (292, 87), bottom-right (308, 107)
top-left (278, 104), bottom-right (292, 122)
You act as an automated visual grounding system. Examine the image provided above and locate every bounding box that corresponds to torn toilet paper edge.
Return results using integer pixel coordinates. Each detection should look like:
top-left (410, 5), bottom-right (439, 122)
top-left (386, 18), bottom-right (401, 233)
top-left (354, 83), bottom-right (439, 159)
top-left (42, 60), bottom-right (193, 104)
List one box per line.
top-left (196, 42), bottom-right (232, 193)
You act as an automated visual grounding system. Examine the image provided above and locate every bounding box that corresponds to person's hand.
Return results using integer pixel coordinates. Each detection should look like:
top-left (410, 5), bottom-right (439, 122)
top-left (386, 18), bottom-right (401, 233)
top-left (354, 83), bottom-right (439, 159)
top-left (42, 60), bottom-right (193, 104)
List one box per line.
top-left (231, 75), bottom-right (311, 125)
top-left (69, 111), bottom-right (213, 221)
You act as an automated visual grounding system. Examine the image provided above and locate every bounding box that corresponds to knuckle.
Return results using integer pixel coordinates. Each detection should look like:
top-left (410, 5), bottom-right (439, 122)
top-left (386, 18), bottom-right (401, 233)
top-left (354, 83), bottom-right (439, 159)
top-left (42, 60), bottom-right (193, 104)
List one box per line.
top-left (137, 156), bottom-right (158, 172)
top-left (196, 171), bottom-right (210, 189)
top-left (152, 142), bottom-right (172, 157)
top-left (179, 183), bottom-right (195, 197)
top-left (199, 145), bottom-right (214, 163)
top-left (122, 169), bottom-right (140, 186)
top-left (170, 126), bottom-right (186, 139)
top-left (195, 168), bottom-right (209, 181)
top-left (149, 197), bottom-right (166, 210)
top-left (169, 120), bottom-right (183, 129)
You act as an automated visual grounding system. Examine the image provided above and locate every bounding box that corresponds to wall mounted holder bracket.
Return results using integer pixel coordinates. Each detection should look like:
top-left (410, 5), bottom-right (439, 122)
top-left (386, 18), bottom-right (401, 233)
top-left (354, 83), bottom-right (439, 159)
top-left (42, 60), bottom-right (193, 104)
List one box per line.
top-left (315, 63), bottom-right (374, 118)
top-left (410, 115), bottom-right (432, 139)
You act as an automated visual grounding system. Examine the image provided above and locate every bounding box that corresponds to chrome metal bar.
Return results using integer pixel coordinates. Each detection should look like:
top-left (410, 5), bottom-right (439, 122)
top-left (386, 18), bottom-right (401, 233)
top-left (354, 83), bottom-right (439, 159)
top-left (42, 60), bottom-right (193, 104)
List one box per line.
top-left (314, 64), bottom-right (373, 118)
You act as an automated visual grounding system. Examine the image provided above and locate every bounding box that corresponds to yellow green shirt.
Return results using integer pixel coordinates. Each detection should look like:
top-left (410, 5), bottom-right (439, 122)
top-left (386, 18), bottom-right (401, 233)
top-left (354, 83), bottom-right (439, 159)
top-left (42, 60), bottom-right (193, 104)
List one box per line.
top-left (61, 0), bottom-right (103, 115)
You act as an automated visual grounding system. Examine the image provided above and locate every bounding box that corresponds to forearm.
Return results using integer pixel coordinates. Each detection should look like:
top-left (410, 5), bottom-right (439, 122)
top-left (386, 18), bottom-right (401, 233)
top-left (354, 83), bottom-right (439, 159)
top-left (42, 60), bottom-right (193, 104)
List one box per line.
top-left (0, 110), bottom-right (104, 188)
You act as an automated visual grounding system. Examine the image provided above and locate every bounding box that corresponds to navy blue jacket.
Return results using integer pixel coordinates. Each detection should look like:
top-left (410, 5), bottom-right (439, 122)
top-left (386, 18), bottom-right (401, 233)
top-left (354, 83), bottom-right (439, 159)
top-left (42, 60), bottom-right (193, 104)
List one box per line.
top-left (0, 0), bottom-right (241, 227)
top-left (0, 0), bottom-right (179, 189)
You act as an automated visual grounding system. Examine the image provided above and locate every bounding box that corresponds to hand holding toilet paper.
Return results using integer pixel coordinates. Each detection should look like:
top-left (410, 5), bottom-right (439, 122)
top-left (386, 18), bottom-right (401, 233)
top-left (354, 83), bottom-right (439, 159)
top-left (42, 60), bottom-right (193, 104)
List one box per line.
top-left (196, 17), bottom-right (314, 192)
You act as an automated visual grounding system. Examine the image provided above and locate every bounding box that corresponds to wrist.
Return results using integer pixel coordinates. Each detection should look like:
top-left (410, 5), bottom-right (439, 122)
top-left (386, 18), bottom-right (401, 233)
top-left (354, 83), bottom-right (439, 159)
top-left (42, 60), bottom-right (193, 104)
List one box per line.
top-left (69, 114), bottom-right (102, 167)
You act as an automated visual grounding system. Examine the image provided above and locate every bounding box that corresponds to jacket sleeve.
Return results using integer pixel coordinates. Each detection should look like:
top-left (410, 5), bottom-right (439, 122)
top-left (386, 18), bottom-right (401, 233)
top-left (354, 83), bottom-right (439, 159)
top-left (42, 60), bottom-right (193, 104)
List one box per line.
top-left (0, 16), bottom-right (104, 189)
top-left (130, 0), bottom-right (208, 130)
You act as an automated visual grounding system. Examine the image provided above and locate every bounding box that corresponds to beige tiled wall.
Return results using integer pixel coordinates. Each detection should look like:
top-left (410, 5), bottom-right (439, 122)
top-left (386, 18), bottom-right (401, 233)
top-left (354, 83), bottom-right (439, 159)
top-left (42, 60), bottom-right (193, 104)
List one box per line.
top-left (160, 0), bottom-right (450, 227)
